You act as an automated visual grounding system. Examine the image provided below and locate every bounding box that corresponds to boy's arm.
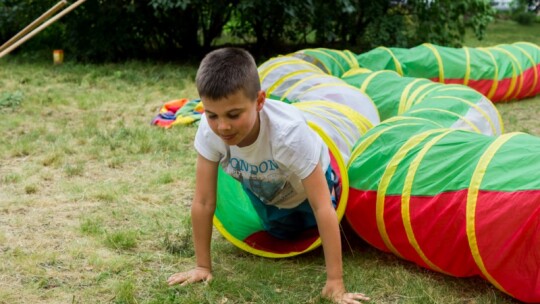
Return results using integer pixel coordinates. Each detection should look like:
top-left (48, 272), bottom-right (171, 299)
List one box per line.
top-left (168, 153), bottom-right (218, 286)
top-left (302, 163), bottom-right (370, 304)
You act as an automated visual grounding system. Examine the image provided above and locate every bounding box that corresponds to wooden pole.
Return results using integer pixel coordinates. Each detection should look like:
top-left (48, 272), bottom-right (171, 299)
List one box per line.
top-left (0, 0), bottom-right (87, 59)
top-left (0, 0), bottom-right (68, 53)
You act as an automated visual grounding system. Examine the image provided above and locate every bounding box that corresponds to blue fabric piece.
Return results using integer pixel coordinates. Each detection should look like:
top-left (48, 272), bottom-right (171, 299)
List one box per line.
top-left (244, 165), bottom-right (338, 239)
top-left (160, 111), bottom-right (176, 120)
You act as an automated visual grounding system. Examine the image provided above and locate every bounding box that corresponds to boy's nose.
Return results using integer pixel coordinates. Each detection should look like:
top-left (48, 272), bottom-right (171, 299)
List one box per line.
top-left (217, 119), bottom-right (231, 131)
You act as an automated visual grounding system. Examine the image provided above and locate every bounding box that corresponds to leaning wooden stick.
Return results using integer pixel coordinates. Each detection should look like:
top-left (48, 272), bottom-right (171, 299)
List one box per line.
top-left (0, 0), bottom-right (68, 53)
top-left (0, 0), bottom-right (87, 59)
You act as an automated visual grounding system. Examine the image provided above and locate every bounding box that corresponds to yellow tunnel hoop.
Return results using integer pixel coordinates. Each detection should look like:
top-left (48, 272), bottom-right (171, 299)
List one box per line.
top-left (376, 129), bottom-right (448, 258)
top-left (401, 130), bottom-right (455, 275)
top-left (293, 100), bottom-right (374, 135)
top-left (513, 44), bottom-right (539, 97)
top-left (466, 132), bottom-right (523, 296)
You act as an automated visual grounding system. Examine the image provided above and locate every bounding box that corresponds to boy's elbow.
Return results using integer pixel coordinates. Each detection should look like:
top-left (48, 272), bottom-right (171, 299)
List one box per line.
top-left (192, 198), bottom-right (216, 213)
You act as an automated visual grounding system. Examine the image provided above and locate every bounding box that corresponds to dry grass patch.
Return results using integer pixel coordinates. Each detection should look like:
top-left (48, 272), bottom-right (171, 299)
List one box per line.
top-left (1, 61), bottom-right (199, 303)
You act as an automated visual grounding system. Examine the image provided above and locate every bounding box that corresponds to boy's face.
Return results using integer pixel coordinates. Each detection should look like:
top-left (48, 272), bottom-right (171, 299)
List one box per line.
top-left (202, 90), bottom-right (265, 147)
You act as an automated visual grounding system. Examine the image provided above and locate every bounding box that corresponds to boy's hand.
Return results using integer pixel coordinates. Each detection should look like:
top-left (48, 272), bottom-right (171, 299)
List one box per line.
top-left (322, 279), bottom-right (370, 304)
top-left (167, 267), bottom-right (213, 286)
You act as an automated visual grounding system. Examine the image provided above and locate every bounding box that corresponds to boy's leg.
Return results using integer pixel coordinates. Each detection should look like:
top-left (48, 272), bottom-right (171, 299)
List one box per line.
top-left (243, 165), bottom-right (340, 239)
top-left (243, 187), bottom-right (307, 239)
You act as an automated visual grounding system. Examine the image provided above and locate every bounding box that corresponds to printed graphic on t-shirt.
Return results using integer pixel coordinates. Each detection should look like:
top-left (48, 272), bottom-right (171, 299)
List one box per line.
top-left (227, 157), bottom-right (298, 205)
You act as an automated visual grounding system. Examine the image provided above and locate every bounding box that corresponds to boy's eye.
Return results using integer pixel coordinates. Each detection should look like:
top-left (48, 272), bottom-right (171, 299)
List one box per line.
top-left (207, 115), bottom-right (217, 120)
top-left (228, 114), bottom-right (239, 119)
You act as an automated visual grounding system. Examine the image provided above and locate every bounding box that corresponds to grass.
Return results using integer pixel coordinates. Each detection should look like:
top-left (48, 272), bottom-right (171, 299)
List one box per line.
top-left (0, 19), bottom-right (538, 304)
top-left (465, 18), bottom-right (540, 47)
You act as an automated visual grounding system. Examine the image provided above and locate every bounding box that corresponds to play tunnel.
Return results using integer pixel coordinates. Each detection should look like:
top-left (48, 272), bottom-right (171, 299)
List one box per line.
top-left (356, 42), bottom-right (540, 102)
top-left (346, 121), bottom-right (540, 303)
top-left (255, 46), bottom-right (539, 302)
top-left (342, 68), bottom-right (503, 135)
top-left (153, 43), bottom-right (540, 302)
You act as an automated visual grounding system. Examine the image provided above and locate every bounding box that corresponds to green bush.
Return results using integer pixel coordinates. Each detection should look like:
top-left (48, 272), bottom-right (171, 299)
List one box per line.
top-left (512, 11), bottom-right (537, 24)
top-left (363, 5), bottom-right (418, 48)
top-left (0, 0), bottom-right (65, 53)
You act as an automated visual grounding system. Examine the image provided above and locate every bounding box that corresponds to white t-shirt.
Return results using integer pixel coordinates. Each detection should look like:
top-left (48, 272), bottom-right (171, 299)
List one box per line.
top-left (194, 99), bottom-right (330, 209)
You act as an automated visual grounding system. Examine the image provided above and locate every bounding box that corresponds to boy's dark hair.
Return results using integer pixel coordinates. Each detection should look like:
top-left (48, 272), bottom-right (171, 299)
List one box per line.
top-left (196, 48), bottom-right (260, 100)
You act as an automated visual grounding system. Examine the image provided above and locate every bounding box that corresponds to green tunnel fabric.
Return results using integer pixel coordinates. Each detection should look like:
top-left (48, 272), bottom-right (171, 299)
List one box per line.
top-left (356, 42), bottom-right (540, 102)
top-left (292, 48), bottom-right (359, 77)
top-left (342, 68), bottom-right (503, 135)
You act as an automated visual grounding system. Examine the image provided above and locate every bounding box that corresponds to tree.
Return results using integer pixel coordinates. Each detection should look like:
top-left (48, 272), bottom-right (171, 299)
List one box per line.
top-left (359, 0), bottom-right (494, 49)
top-left (150, 0), bottom-right (237, 51)
top-left (0, 0), bottom-right (496, 62)
top-left (409, 0), bottom-right (494, 47)
top-left (0, 0), bottom-right (65, 53)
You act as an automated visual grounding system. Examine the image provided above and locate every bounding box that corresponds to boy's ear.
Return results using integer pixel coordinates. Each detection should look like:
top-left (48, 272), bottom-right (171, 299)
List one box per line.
top-left (256, 90), bottom-right (266, 111)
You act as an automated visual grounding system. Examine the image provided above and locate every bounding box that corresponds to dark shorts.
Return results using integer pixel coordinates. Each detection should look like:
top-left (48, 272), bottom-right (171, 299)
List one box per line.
top-left (243, 165), bottom-right (339, 239)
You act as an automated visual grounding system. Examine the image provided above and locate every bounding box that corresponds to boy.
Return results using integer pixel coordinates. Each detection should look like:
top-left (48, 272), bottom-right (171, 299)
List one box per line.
top-left (167, 48), bottom-right (370, 304)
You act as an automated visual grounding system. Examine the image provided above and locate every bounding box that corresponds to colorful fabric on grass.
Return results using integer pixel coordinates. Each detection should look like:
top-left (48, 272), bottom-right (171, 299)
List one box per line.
top-left (151, 98), bottom-right (203, 127)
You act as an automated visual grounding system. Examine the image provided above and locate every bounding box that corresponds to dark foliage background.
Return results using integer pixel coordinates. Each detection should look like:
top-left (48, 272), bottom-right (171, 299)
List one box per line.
top-left (0, 0), bottom-right (496, 62)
